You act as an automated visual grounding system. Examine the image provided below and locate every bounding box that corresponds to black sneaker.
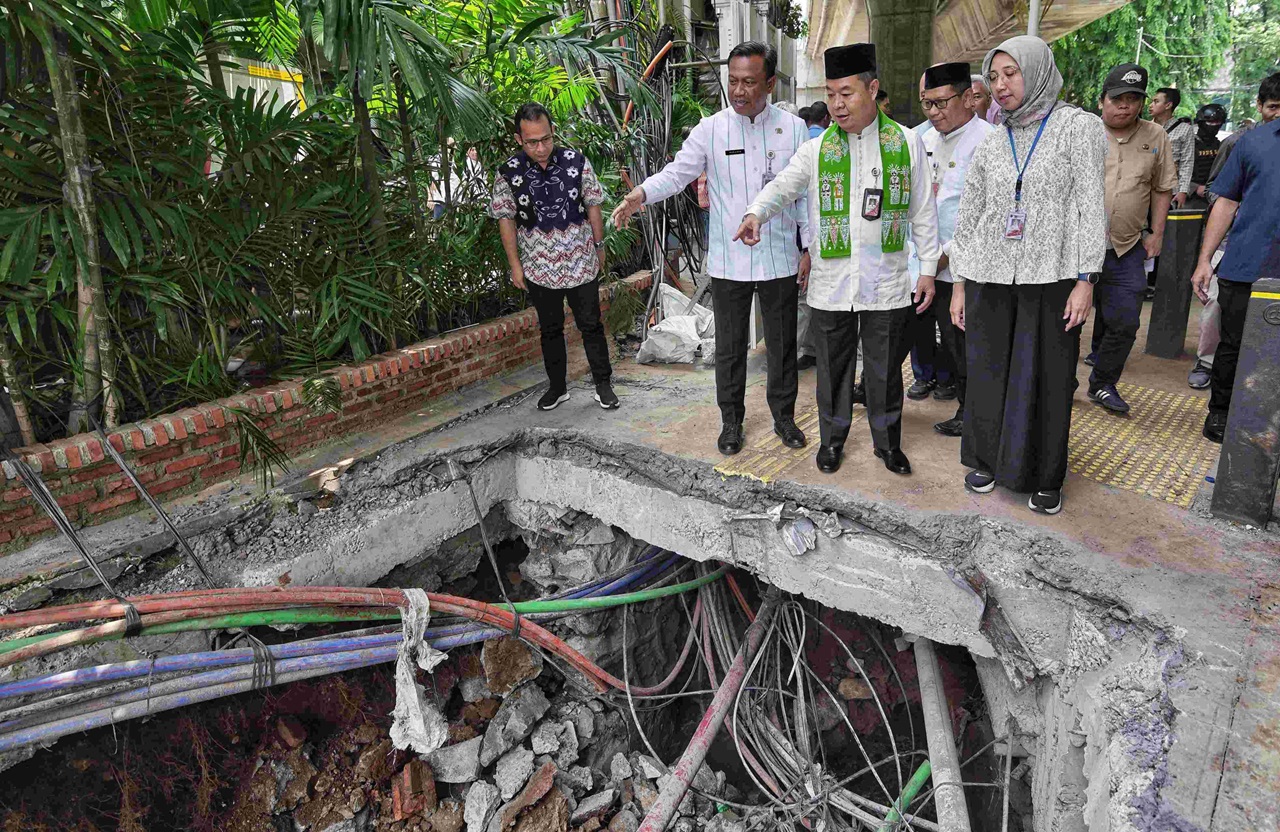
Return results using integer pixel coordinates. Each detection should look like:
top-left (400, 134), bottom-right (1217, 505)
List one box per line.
top-left (964, 470), bottom-right (996, 494)
top-left (797, 354), bottom-right (817, 370)
top-left (933, 382), bottom-right (958, 401)
top-left (1089, 384), bottom-right (1130, 414)
top-left (537, 389), bottom-right (569, 411)
top-left (907, 379), bottom-right (936, 400)
top-left (593, 381), bottom-right (620, 410)
top-left (852, 378), bottom-right (867, 406)
top-left (1029, 489), bottom-right (1063, 515)
top-left (1083, 353), bottom-right (1097, 367)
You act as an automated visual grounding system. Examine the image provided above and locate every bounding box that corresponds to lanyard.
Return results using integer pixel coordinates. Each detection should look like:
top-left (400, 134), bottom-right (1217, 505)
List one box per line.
top-left (1006, 109), bottom-right (1052, 204)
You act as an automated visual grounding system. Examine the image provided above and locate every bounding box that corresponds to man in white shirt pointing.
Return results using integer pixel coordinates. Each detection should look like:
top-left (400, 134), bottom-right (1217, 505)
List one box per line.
top-left (611, 42), bottom-right (812, 457)
top-left (735, 43), bottom-right (941, 477)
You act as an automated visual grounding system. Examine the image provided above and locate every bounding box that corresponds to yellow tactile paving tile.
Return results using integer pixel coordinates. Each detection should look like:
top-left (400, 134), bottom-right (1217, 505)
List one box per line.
top-left (1068, 382), bottom-right (1218, 508)
top-left (714, 405), bottom-right (832, 482)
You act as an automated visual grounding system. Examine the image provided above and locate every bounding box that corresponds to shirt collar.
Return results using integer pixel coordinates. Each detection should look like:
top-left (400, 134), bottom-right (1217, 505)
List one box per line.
top-left (938, 114), bottom-right (976, 142)
top-left (731, 105), bottom-right (771, 126)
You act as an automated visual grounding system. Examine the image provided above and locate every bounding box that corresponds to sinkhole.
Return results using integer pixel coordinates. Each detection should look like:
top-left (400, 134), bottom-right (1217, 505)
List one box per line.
top-left (0, 431), bottom-right (1200, 831)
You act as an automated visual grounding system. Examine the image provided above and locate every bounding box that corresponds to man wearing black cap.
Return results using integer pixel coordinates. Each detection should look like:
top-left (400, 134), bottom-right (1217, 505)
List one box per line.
top-left (735, 43), bottom-right (941, 476)
top-left (908, 62), bottom-right (995, 438)
top-left (1087, 63), bottom-right (1176, 415)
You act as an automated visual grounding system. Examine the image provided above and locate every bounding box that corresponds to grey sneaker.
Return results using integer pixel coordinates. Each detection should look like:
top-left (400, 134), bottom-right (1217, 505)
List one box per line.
top-left (1187, 361), bottom-right (1212, 390)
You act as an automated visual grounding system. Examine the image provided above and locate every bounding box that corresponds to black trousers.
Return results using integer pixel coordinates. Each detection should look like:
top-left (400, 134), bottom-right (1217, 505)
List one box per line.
top-left (526, 278), bottom-right (612, 390)
top-left (1089, 246), bottom-right (1147, 388)
top-left (811, 305), bottom-right (913, 452)
top-left (930, 281), bottom-right (966, 409)
top-left (711, 276), bottom-right (799, 425)
top-left (962, 280), bottom-right (1079, 493)
top-left (1209, 278), bottom-right (1253, 415)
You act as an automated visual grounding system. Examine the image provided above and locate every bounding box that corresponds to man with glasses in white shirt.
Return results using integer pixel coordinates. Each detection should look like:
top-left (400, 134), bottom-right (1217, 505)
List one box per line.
top-left (612, 42), bottom-right (812, 456)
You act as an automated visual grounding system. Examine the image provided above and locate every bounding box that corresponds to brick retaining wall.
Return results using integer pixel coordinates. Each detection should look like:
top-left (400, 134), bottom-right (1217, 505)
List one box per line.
top-left (0, 272), bottom-right (651, 554)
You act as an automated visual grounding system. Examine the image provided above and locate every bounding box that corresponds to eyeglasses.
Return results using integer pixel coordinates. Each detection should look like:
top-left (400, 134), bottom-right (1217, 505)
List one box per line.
top-left (521, 135), bottom-right (554, 148)
top-left (920, 93), bottom-right (961, 111)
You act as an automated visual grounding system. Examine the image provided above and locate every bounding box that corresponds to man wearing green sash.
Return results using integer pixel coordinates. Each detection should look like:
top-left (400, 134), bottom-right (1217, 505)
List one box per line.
top-left (736, 44), bottom-right (941, 476)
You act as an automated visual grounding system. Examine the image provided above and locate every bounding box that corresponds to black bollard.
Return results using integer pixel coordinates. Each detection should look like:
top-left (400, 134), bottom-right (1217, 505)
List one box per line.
top-left (1144, 207), bottom-right (1206, 359)
top-left (1211, 277), bottom-right (1280, 528)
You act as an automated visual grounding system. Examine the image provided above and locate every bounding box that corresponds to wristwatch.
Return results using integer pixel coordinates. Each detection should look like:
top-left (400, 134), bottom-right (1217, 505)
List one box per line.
top-left (593, 239), bottom-right (606, 250)
top-left (1077, 273), bottom-right (1100, 285)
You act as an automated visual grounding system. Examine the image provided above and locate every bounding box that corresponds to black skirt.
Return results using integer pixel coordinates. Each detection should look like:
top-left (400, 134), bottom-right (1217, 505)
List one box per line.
top-left (961, 279), bottom-right (1080, 492)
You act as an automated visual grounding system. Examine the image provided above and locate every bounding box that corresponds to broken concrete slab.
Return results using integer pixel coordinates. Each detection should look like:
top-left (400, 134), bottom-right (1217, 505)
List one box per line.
top-left (569, 789), bottom-right (616, 826)
top-left (608, 753), bottom-right (632, 783)
top-left (481, 684), bottom-right (552, 767)
top-left (495, 746), bottom-right (536, 800)
top-left (428, 736), bottom-right (484, 783)
top-left (554, 765), bottom-right (594, 797)
top-left (465, 781), bottom-right (501, 832)
top-left (530, 721), bottom-right (562, 755)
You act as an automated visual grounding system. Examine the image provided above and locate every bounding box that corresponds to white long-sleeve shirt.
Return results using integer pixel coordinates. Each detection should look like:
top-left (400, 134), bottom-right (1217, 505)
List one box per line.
top-left (746, 118), bottom-right (941, 312)
top-left (640, 105), bottom-right (811, 282)
top-left (908, 114), bottom-right (995, 284)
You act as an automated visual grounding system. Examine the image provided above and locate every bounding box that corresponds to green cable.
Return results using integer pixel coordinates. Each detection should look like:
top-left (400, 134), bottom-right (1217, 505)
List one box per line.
top-left (877, 760), bottom-right (932, 832)
top-left (0, 566), bottom-right (727, 655)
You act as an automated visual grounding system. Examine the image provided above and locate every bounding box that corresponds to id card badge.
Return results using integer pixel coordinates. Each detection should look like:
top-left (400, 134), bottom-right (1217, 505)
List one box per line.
top-left (862, 188), bottom-right (884, 221)
top-left (762, 171), bottom-right (776, 188)
top-left (1004, 207), bottom-right (1027, 240)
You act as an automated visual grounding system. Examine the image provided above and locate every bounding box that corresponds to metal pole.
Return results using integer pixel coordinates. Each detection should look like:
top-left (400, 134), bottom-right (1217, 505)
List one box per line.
top-left (914, 637), bottom-right (973, 832)
top-left (1026, 0), bottom-right (1042, 37)
top-left (1135, 25), bottom-right (1144, 63)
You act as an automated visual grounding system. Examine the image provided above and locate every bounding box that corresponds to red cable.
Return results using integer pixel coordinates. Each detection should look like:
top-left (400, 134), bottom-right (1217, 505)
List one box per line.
top-left (726, 573), bottom-right (756, 622)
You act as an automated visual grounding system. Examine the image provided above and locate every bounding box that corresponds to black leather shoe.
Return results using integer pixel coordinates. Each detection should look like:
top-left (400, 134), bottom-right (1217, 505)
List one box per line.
top-left (907, 379), bottom-right (936, 400)
top-left (1203, 412), bottom-right (1226, 444)
top-left (874, 448), bottom-right (912, 475)
top-left (774, 419), bottom-right (806, 449)
top-left (933, 416), bottom-right (963, 437)
top-left (852, 379), bottom-right (867, 406)
top-left (718, 423), bottom-right (744, 455)
top-left (796, 354), bottom-right (817, 370)
top-left (816, 445), bottom-right (842, 473)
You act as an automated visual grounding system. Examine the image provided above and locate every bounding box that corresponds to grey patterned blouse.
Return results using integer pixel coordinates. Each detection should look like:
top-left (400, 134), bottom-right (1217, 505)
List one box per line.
top-left (950, 103), bottom-right (1108, 286)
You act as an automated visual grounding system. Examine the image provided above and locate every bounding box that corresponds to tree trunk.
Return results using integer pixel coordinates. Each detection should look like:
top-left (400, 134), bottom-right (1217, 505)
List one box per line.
top-left (394, 75), bottom-right (425, 239)
top-left (352, 83), bottom-right (386, 238)
top-left (37, 21), bottom-right (114, 434)
top-left (203, 27), bottom-right (238, 156)
top-left (0, 337), bottom-right (36, 448)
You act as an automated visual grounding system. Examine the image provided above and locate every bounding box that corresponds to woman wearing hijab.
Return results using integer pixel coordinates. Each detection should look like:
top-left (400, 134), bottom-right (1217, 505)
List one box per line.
top-left (948, 36), bottom-right (1107, 515)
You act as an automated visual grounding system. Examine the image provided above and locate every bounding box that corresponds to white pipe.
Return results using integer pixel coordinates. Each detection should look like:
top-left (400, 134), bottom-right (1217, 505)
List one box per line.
top-left (914, 638), bottom-right (973, 832)
top-left (1026, 0), bottom-right (1041, 37)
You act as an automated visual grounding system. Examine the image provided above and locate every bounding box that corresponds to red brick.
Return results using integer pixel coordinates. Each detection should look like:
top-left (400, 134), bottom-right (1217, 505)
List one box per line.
top-left (165, 454), bottom-right (211, 475)
top-left (207, 407), bottom-right (227, 428)
top-left (56, 488), bottom-right (97, 509)
top-left (399, 355), bottom-right (413, 372)
top-left (107, 471), bottom-right (157, 492)
top-left (195, 431), bottom-right (229, 449)
top-left (218, 445), bottom-right (238, 459)
top-left (138, 445), bottom-right (183, 466)
top-left (191, 412), bottom-right (209, 434)
top-left (150, 474), bottom-right (194, 495)
top-left (3, 486), bottom-right (32, 502)
top-left (362, 366), bottom-right (376, 383)
top-left (0, 506), bottom-right (34, 524)
top-left (32, 448), bottom-right (56, 472)
top-left (281, 389), bottom-right (295, 409)
top-left (201, 459), bottom-right (242, 479)
top-left (18, 518), bottom-right (54, 536)
top-left (259, 394), bottom-right (278, 414)
top-left (108, 433), bottom-right (128, 453)
top-left (168, 417), bottom-right (188, 441)
top-left (88, 492), bottom-right (138, 514)
top-left (84, 437), bottom-right (106, 463)
top-left (345, 401), bottom-right (372, 416)
top-left (0, 529), bottom-right (11, 544)
top-left (63, 444), bottom-right (84, 468)
top-left (71, 466), bottom-right (111, 484)
top-left (128, 429), bottom-right (146, 451)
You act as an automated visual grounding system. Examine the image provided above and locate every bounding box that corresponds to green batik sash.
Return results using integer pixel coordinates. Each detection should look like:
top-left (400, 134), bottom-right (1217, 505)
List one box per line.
top-left (816, 111), bottom-right (912, 258)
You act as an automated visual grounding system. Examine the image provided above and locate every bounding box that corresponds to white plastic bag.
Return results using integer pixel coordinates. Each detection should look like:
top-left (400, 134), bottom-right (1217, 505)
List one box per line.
top-left (635, 284), bottom-right (716, 364)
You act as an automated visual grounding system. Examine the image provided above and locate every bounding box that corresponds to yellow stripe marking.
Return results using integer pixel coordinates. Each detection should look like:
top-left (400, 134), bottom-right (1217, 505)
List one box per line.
top-left (1252, 291), bottom-right (1280, 300)
top-left (248, 66), bottom-right (304, 83)
top-left (1166, 214), bottom-right (1204, 221)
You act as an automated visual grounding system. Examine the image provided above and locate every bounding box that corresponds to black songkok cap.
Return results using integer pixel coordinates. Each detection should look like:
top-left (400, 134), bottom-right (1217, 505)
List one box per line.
top-left (825, 44), bottom-right (876, 79)
top-left (924, 62), bottom-right (971, 90)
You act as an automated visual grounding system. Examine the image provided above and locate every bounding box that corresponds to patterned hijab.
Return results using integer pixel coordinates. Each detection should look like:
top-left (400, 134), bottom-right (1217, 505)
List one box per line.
top-left (982, 36), bottom-right (1064, 129)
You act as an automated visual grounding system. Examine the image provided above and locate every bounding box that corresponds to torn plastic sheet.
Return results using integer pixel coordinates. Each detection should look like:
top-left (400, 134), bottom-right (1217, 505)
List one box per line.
top-left (390, 588), bottom-right (450, 754)
top-left (636, 284), bottom-right (715, 365)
